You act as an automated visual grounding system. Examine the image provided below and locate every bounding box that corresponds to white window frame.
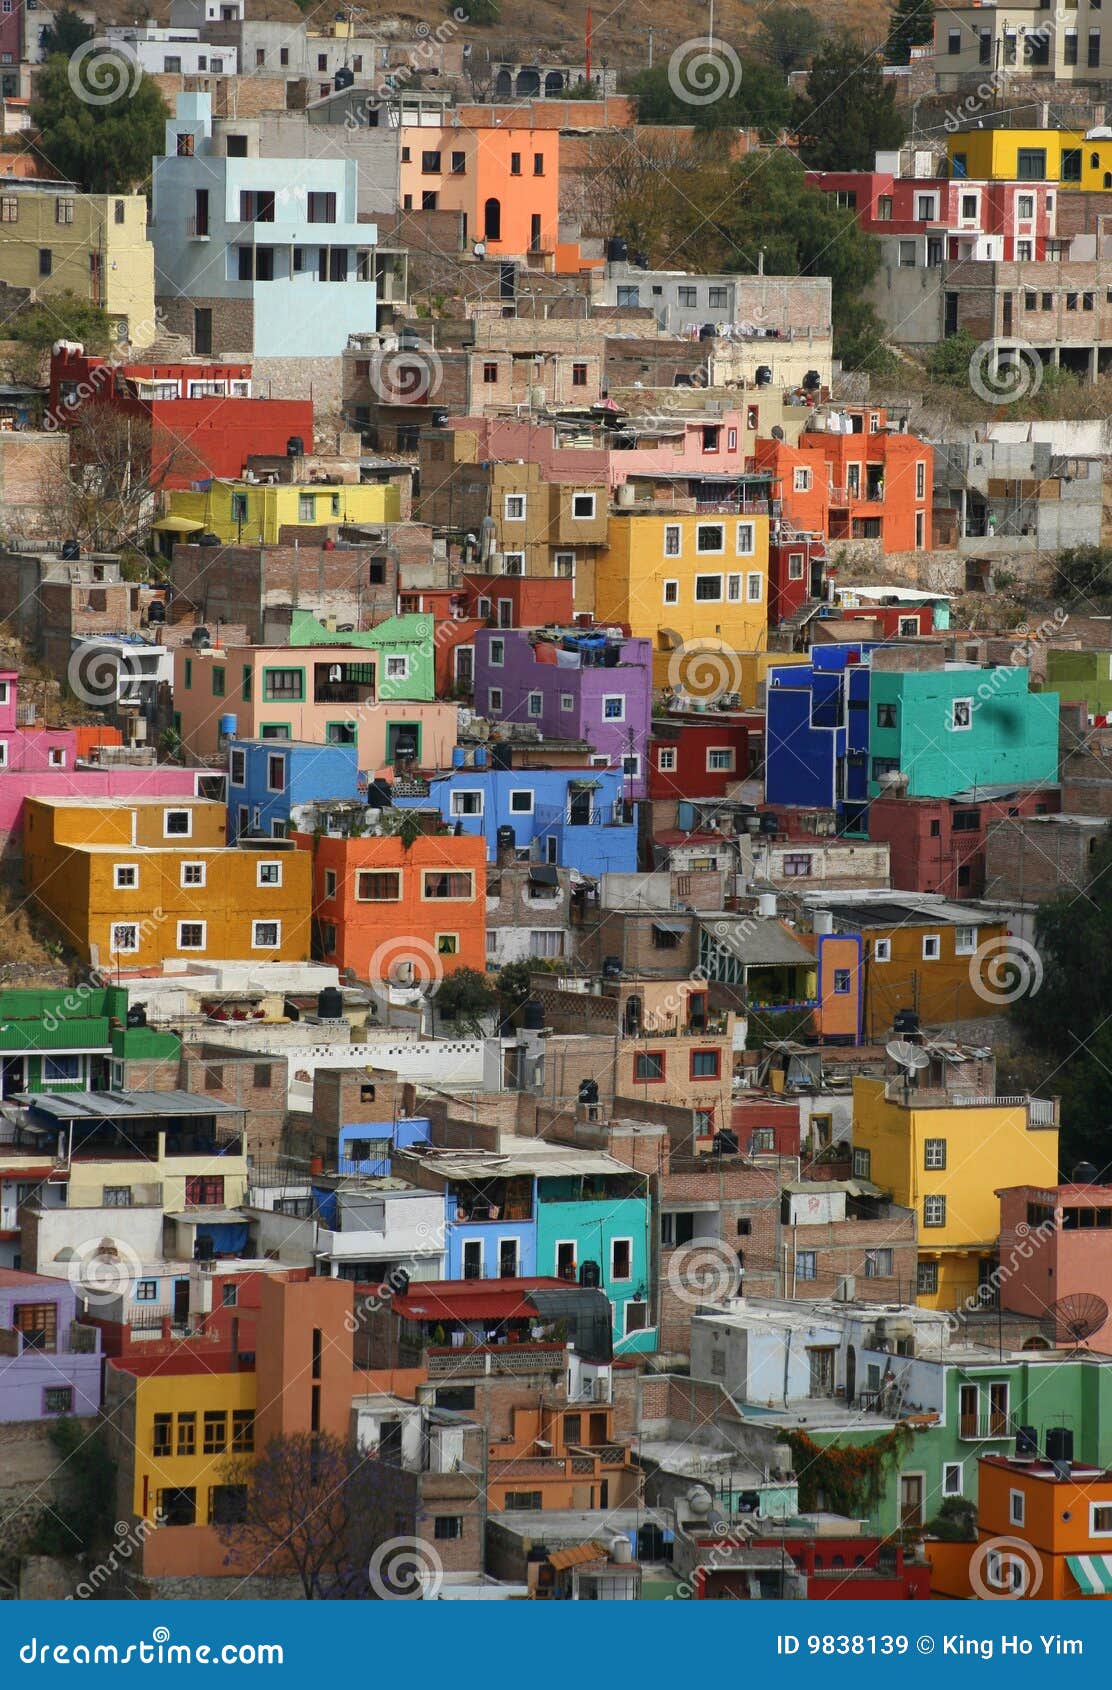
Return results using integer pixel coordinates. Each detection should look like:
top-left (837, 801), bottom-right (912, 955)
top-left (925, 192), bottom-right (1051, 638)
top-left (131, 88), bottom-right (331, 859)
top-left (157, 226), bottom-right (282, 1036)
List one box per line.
top-left (49, 747), bottom-right (66, 768)
top-left (788, 552), bottom-right (805, 580)
top-left (706, 747), bottom-right (735, 772)
top-left (257, 860), bottom-right (282, 887)
top-left (385, 654), bottom-right (410, 680)
top-left (658, 747), bottom-right (677, 771)
top-left (489, 639), bottom-right (505, 668)
top-left (554, 550), bottom-right (575, 578)
top-left (954, 924), bottom-right (978, 955)
top-left (176, 919), bottom-right (207, 951)
top-left (324, 869), bottom-right (337, 899)
top-left (924, 1194), bottom-right (946, 1227)
top-left (450, 790), bottom-right (484, 818)
top-left (252, 920), bottom-right (282, 950)
top-left (951, 697), bottom-right (974, 732)
top-left (230, 749), bottom-right (246, 785)
top-left (560, 692), bottom-right (574, 712)
top-left (503, 494), bottom-right (526, 522)
top-left (924, 1138), bottom-right (946, 1170)
top-left (0, 742), bottom-right (8, 769)
top-left (509, 789), bottom-right (534, 814)
top-left (942, 1462), bottom-right (964, 1497)
top-left (874, 939), bottom-right (891, 962)
top-left (609, 1236), bottom-right (634, 1283)
top-left (488, 688), bottom-right (503, 712)
top-left (746, 572), bottom-right (763, 603)
top-left (1090, 1502), bottom-right (1112, 1538)
top-left (602, 695), bottom-right (625, 722)
top-left (527, 692), bottom-right (543, 717)
top-left (181, 861), bottom-right (206, 888)
top-left (1009, 1490), bottom-right (1025, 1526)
top-left (113, 864), bottom-right (139, 890)
top-left (922, 934), bottom-right (941, 960)
top-left (663, 578), bottom-right (679, 605)
top-left (163, 808), bottom-right (192, 839)
top-left (736, 521), bottom-right (755, 555)
top-left (694, 573), bottom-right (723, 602)
top-left (266, 754), bottom-right (286, 793)
top-left (663, 525), bottom-right (681, 559)
top-left (502, 553), bottom-right (525, 576)
top-left (726, 573), bottom-right (741, 602)
top-left (571, 493), bottom-right (596, 520)
top-left (695, 523), bottom-right (725, 556)
top-left (793, 466), bottom-right (812, 492)
top-left (110, 922), bottom-right (140, 955)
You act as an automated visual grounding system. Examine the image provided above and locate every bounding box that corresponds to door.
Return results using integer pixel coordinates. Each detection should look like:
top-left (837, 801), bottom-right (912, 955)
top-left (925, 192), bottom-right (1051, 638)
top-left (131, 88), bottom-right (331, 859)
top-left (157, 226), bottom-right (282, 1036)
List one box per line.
top-left (194, 307), bottom-right (213, 356)
top-left (899, 1473), bottom-right (924, 1528)
top-left (1, 1057), bottom-right (24, 1098)
top-left (454, 645), bottom-right (474, 691)
top-left (568, 788), bottom-right (592, 826)
top-left (386, 723), bottom-right (419, 765)
top-left (845, 1345), bottom-right (856, 1405)
top-left (462, 1239), bottom-right (482, 1280)
top-left (499, 1238), bottom-right (518, 1278)
top-left (989, 1381), bottom-right (1009, 1436)
top-left (173, 1278), bottom-right (190, 1324)
top-left (959, 1382), bottom-right (978, 1439)
top-left (807, 1346), bottom-right (836, 1398)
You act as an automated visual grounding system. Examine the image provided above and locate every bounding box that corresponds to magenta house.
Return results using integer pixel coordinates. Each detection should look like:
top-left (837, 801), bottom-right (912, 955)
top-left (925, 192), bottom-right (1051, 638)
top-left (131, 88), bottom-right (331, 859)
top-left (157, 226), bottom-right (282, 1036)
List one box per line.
top-left (474, 628), bottom-right (653, 798)
top-left (0, 1269), bottom-right (101, 1422)
top-left (0, 671), bottom-right (202, 852)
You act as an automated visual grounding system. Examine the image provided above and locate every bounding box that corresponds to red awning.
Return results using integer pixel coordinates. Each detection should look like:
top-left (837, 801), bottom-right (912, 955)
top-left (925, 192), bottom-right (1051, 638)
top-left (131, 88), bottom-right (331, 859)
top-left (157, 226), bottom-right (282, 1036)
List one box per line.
top-left (390, 1277), bottom-right (567, 1323)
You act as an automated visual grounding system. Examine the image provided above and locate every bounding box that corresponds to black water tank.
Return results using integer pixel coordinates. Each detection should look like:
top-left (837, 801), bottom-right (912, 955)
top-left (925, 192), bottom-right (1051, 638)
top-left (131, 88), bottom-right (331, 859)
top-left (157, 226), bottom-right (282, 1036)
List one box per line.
top-left (1073, 1161), bottom-right (1100, 1184)
top-left (496, 824), bottom-right (515, 852)
top-left (893, 1007), bottom-right (921, 1036)
top-left (603, 642), bottom-right (620, 667)
top-left (601, 955), bottom-right (622, 979)
top-left (126, 1003), bottom-right (147, 1029)
top-left (146, 599), bottom-right (166, 624)
top-left (197, 532), bottom-right (221, 547)
top-left (755, 365), bottom-right (772, 387)
top-left (713, 1129), bottom-right (739, 1156)
top-left (521, 998), bottom-right (545, 1031)
top-left (578, 1078), bottom-right (599, 1105)
top-left (579, 1259), bottom-right (601, 1288)
top-left (605, 236), bottom-right (628, 264)
top-left (802, 369), bottom-right (821, 391)
top-left (759, 812), bottom-right (779, 835)
top-left (1015, 1425), bottom-right (1039, 1457)
top-left (1046, 1427), bottom-right (1074, 1464)
top-left (317, 986), bottom-right (344, 1020)
top-left (286, 435), bottom-right (304, 457)
top-left (698, 323), bottom-right (716, 341)
top-left (61, 538), bottom-right (80, 560)
top-left (333, 64), bottom-right (355, 89)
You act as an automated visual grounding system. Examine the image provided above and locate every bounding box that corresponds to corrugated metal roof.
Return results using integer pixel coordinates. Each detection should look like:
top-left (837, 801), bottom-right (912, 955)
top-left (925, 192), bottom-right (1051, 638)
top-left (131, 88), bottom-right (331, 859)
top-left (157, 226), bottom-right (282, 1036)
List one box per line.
top-left (17, 1089), bottom-right (242, 1120)
top-left (548, 1541), bottom-right (609, 1570)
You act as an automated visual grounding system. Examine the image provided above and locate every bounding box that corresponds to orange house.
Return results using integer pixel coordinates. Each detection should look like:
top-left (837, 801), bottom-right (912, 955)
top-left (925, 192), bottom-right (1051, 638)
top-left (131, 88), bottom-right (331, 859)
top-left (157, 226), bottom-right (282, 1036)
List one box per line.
top-left (298, 829), bottom-right (487, 985)
top-left (929, 1450), bottom-right (1112, 1599)
top-left (399, 126), bottom-right (562, 263)
top-left (755, 408), bottom-right (932, 555)
top-left (487, 1400), bottom-right (641, 1513)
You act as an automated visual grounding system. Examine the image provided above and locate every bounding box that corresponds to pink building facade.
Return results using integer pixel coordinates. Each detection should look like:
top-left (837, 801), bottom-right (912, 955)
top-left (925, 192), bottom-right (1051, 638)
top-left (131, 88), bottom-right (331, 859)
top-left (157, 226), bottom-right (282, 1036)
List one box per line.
top-left (805, 170), bottom-right (1059, 262)
top-left (445, 413), bottom-right (763, 487)
top-left (999, 1182), bottom-right (1112, 1353)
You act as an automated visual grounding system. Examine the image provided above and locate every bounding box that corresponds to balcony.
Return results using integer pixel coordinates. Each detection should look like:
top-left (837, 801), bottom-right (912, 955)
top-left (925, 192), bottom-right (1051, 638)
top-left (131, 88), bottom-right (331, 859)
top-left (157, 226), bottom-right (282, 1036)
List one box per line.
top-left (958, 1413), bottom-right (1013, 1441)
top-left (425, 1344), bottom-right (566, 1377)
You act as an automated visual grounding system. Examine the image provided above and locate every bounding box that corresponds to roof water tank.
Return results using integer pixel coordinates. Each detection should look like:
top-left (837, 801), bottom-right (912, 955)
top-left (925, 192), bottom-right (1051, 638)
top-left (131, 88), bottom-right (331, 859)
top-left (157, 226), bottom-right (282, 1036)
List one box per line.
top-left (755, 365), bottom-right (772, 387)
top-left (333, 64), bottom-right (355, 89)
top-left (146, 599), bottom-right (166, 624)
top-left (522, 998), bottom-right (545, 1030)
top-left (578, 1078), bottom-right (599, 1105)
top-left (610, 1537), bottom-right (633, 1564)
top-left (757, 893), bottom-right (777, 918)
top-left (317, 986), bottom-right (344, 1020)
top-left (1046, 1427), bottom-right (1074, 1464)
top-left (286, 435), bottom-right (305, 457)
top-left (218, 713), bottom-right (237, 739)
top-left (60, 538), bottom-right (80, 560)
top-left (605, 236), bottom-right (628, 264)
top-left (191, 625), bottom-right (212, 648)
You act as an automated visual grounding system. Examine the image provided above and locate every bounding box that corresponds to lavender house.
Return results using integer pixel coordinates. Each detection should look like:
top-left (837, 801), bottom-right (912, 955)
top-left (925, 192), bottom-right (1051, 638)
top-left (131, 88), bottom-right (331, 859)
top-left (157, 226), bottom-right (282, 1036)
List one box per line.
top-left (0, 1269), bottom-right (101, 1422)
top-left (474, 628), bottom-right (653, 798)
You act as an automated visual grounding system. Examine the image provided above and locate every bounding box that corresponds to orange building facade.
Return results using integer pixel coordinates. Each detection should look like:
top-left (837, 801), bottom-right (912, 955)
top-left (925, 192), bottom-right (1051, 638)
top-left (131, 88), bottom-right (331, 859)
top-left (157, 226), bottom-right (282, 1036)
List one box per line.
top-left (487, 1400), bottom-right (641, 1513)
top-left (297, 829), bottom-right (487, 984)
top-left (755, 409), bottom-right (932, 555)
top-left (399, 126), bottom-right (562, 263)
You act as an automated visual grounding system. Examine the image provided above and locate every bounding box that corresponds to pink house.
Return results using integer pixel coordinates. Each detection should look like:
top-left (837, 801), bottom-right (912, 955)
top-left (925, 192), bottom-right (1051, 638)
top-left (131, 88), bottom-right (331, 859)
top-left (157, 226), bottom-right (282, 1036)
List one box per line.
top-left (443, 413), bottom-right (769, 488)
top-left (0, 672), bottom-right (200, 854)
top-left (998, 1182), bottom-right (1112, 1353)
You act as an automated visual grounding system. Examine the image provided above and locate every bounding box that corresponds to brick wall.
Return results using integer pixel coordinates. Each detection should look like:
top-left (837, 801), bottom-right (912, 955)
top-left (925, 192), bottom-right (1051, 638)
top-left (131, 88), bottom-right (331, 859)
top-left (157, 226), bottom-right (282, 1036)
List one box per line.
top-left (157, 296), bottom-right (255, 359)
top-left (169, 537), bottom-right (418, 638)
top-left (984, 815), bottom-right (1106, 903)
top-left (180, 1048), bottom-right (285, 1161)
top-left (0, 433), bottom-right (70, 541)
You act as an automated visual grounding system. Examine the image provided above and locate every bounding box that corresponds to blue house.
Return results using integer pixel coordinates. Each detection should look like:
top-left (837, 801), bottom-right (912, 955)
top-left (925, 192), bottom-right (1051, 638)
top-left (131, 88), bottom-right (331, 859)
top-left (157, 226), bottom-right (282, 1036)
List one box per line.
top-left (337, 1116), bottom-right (431, 1177)
top-left (764, 647), bottom-right (873, 831)
top-left (227, 737), bottom-right (361, 842)
top-left (394, 767), bottom-right (638, 874)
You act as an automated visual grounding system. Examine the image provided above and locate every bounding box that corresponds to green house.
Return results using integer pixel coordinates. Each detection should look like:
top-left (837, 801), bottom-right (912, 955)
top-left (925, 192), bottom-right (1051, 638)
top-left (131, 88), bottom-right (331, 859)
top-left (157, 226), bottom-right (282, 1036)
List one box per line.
top-left (0, 986), bottom-right (180, 1099)
top-left (1043, 649), bottom-right (1112, 723)
top-left (867, 666), bottom-right (1059, 799)
top-left (286, 610), bottom-right (435, 702)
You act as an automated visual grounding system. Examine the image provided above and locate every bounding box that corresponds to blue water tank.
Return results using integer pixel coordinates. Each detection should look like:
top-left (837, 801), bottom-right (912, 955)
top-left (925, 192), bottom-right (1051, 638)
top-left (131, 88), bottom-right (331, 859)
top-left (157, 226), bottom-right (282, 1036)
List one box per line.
top-left (451, 746), bottom-right (466, 769)
top-left (474, 745), bottom-right (488, 769)
top-left (219, 714), bottom-right (238, 739)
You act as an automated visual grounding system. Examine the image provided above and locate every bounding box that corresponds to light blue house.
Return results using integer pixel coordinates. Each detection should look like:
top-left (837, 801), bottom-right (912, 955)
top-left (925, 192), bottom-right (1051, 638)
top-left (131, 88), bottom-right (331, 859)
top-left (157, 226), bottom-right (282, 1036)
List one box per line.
top-left (227, 737), bottom-right (361, 841)
top-left (151, 92), bottom-right (378, 358)
top-left (394, 766), bottom-right (638, 875)
top-left (337, 1116), bottom-right (431, 1177)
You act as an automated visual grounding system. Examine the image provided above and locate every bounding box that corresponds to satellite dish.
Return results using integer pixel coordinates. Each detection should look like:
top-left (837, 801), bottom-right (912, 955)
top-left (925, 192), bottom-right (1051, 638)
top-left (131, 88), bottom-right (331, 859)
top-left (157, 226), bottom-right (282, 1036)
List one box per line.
top-left (473, 241), bottom-right (486, 258)
top-left (1052, 1293), bottom-right (1109, 1351)
top-left (885, 1039), bottom-right (930, 1072)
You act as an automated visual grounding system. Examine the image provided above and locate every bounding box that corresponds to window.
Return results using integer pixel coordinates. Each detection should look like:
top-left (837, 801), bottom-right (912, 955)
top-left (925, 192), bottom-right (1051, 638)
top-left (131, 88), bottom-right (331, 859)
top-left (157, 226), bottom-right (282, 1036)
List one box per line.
top-left (153, 1414), bottom-right (173, 1456)
top-left (252, 921), bottom-right (281, 949)
top-left (833, 969), bottom-right (851, 994)
top-left (488, 688), bottom-right (503, 712)
top-left (356, 871), bottom-right (402, 901)
top-left (658, 747), bottom-right (677, 772)
top-left (451, 151), bottom-right (466, 174)
top-left (434, 1516), bottom-right (463, 1540)
top-left (176, 921), bottom-right (206, 951)
top-left (610, 1238), bottom-right (632, 1280)
top-left (163, 807), bottom-right (192, 839)
top-left (925, 1139), bottom-right (947, 1170)
top-left (664, 525), bottom-right (681, 558)
top-left (0, 196), bottom-right (16, 223)
top-left (746, 572), bottom-right (763, 603)
top-left (114, 864), bottom-right (138, 890)
top-left (864, 1249), bottom-right (893, 1277)
top-left (696, 523), bottom-right (724, 554)
top-left (257, 861), bottom-right (282, 887)
top-left (504, 494), bottom-right (526, 522)
top-left (509, 789), bottom-right (533, 813)
top-left (554, 551), bottom-right (575, 579)
top-left (177, 1413), bottom-right (196, 1456)
top-left (489, 638), bottom-right (504, 666)
top-left (876, 702), bottom-right (897, 729)
top-left (230, 748), bottom-right (246, 787)
top-left (735, 521), bottom-right (755, 556)
top-left (423, 872), bottom-right (474, 899)
top-left (323, 869), bottom-right (338, 900)
top-left (782, 853), bottom-right (813, 878)
top-left (111, 923), bottom-right (139, 955)
top-left (1090, 1503), bottom-right (1112, 1536)
top-left (181, 862), bottom-right (205, 888)
top-left (917, 1261), bottom-right (938, 1295)
top-left (694, 575), bottom-right (723, 602)
top-left (663, 580), bottom-right (679, 606)
top-left (38, 247), bottom-right (52, 276)
top-left (232, 1410), bottom-right (255, 1453)
top-left (266, 754), bottom-right (286, 793)
top-left (947, 27), bottom-right (961, 52)
top-left (1010, 1490), bottom-right (1025, 1527)
top-left (1090, 27), bottom-right (1102, 64)
top-left (634, 1051), bottom-right (665, 1082)
top-left (529, 930), bottom-right (564, 959)
top-left (602, 695), bottom-right (625, 721)
top-left (421, 150), bottom-right (442, 173)
top-left (793, 466), bottom-right (812, 492)
top-left (482, 361), bottom-right (498, 384)
top-left (691, 1050), bottom-right (720, 1079)
top-left (203, 1411), bottom-right (228, 1455)
top-left (954, 924), bottom-right (978, 955)
top-left (707, 748), bottom-right (734, 772)
top-left (307, 191), bottom-right (337, 223)
top-left (678, 286), bottom-right (697, 308)
top-left (572, 493), bottom-right (596, 519)
top-left (795, 1250), bottom-right (817, 1281)
top-left (263, 667), bottom-right (303, 701)
top-left (136, 1279), bottom-right (158, 1300)
top-left (873, 939), bottom-right (891, 962)
top-left (922, 934), bottom-right (941, 961)
top-left (104, 1186), bottom-right (131, 1207)
top-left (924, 1195), bottom-right (946, 1228)
top-left (572, 363), bottom-right (587, 387)
top-left (943, 1463), bottom-right (963, 1497)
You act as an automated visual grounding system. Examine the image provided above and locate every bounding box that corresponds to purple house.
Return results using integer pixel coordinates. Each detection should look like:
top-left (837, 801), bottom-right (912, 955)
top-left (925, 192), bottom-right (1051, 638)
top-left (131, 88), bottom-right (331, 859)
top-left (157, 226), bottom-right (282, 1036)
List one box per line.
top-left (0, 1269), bottom-right (101, 1422)
top-left (474, 628), bottom-right (653, 798)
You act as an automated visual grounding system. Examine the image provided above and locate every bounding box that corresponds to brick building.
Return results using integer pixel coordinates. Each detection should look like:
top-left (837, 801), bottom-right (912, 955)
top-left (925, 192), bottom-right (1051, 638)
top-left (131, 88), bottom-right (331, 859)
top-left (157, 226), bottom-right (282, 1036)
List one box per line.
top-left (869, 785), bottom-right (1062, 898)
top-left (984, 811), bottom-right (1106, 903)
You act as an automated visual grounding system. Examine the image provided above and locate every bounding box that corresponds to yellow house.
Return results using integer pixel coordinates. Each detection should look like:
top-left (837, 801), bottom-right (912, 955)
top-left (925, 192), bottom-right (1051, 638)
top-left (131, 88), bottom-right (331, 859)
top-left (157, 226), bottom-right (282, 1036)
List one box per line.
top-left (947, 129), bottom-right (1112, 190)
top-left (112, 1361), bottom-right (257, 1529)
top-left (162, 478), bottom-right (401, 544)
top-left (23, 795), bottom-right (311, 969)
top-left (596, 510), bottom-right (770, 700)
top-left (852, 1076), bottom-right (1060, 1313)
top-left (0, 186), bottom-right (156, 345)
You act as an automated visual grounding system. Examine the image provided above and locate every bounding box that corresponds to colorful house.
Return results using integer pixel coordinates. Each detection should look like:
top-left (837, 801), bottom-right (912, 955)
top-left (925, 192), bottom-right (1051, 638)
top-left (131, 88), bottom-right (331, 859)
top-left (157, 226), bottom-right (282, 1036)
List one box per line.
top-left (649, 710), bottom-right (760, 804)
top-left (866, 785), bottom-right (1060, 897)
top-left (0, 1270), bottom-right (101, 1423)
top-left (867, 666), bottom-right (1060, 798)
top-left (852, 1075), bottom-right (1060, 1311)
top-left (947, 127), bottom-right (1112, 191)
top-left (227, 738), bottom-right (361, 842)
top-left (395, 767), bottom-right (638, 875)
top-left (282, 610), bottom-right (435, 702)
top-left (162, 476), bottom-right (400, 545)
top-left (764, 649), bottom-right (873, 829)
top-left (23, 794), bottom-right (312, 969)
top-left (594, 510), bottom-right (770, 698)
top-left (0, 184), bottom-right (156, 346)
top-left (474, 628), bottom-right (653, 799)
top-left (997, 1182), bottom-right (1112, 1352)
top-left (172, 641), bottom-right (458, 772)
top-left (297, 827), bottom-right (487, 983)
top-left (398, 124), bottom-right (562, 262)
top-left (755, 408), bottom-right (932, 555)
top-left (1044, 648), bottom-right (1112, 723)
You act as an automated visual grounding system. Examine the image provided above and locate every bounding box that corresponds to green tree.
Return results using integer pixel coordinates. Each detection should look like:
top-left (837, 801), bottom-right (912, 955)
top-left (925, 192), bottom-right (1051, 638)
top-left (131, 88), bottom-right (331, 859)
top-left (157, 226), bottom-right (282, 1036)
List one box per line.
top-left (27, 1419), bottom-right (117, 1557)
top-left (924, 327), bottom-right (981, 386)
top-left (434, 965), bottom-right (498, 1033)
top-left (626, 59), bottom-right (790, 136)
top-left (30, 56), bottom-right (169, 193)
top-left (450, 0), bottom-right (500, 22)
top-left (756, 6), bottom-right (824, 75)
top-left (1051, 544), bottom-right (1112, 605)
top-left (40, 5), bottom-right (93, 56)
top-left (885, 0), bottom-right (934, 65)
top-left (792, 33), bottom-right (905, 169)
top-left (9, 291), bottom-right (113, 355)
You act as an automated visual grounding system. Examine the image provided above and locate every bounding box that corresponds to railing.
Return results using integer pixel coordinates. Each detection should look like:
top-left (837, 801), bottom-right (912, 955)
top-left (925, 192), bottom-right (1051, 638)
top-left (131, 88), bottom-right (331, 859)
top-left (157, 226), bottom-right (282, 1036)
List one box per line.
top-left (426, 1344), bottom-right (566, 1377)
top-left (694, 499), bottom-right (771, 515)
top-left (959, 1414), bottom-right (1013, 1441)
top-left (952, 1093), bottom-right (1058, 1125)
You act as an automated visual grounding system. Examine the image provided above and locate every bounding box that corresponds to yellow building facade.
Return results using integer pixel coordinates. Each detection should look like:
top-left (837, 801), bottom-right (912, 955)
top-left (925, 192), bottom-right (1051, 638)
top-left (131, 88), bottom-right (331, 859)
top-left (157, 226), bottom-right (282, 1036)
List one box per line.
top-left (852, 1076), bottom-right (1060, 1312)
top-left (596, 510), bottom-right (770, 700)
top-left (948, 128), bottom-right (1112, 190)
top-left (119, 1363), bottom-right (257, 1527)
top-left (0, 188), bottom-right (156, 345)
top-left (23, 795), bottom-right (311, 969)
top-left (163, 478), bottom-right (402, 544)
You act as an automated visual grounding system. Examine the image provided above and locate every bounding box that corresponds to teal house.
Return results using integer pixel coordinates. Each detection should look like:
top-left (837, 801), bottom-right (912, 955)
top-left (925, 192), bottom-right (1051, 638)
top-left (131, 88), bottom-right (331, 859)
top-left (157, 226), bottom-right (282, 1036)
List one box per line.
top-left (286, 610), bottom-right (435, 702)
top-left (867, 666), bottom-right (1059, 799)
top-left (535, 1172), bottom-right (655, 1356)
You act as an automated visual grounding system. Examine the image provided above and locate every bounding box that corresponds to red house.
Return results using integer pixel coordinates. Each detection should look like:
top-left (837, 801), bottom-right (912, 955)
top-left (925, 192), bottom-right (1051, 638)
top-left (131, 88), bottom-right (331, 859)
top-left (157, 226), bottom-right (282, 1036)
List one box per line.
top-left (768, 529), bottom-right (827, 628)
top-left (457, 572), bottom-right (575, 629)
top-left (755, 408), bottom-right (932, 556)
top-left (693, 1533), bottom-right (930, 1600)
top-left (731, 1097), bottom-right (801, 1159)
top-left (806, 168), bottom-right (1058, 263)
top-left (49, 347), bottom-right (314, 490)
top-left (867, 785), bottom-right (1060, 897)
top-left (649, 711), bottom-right (762, 802)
